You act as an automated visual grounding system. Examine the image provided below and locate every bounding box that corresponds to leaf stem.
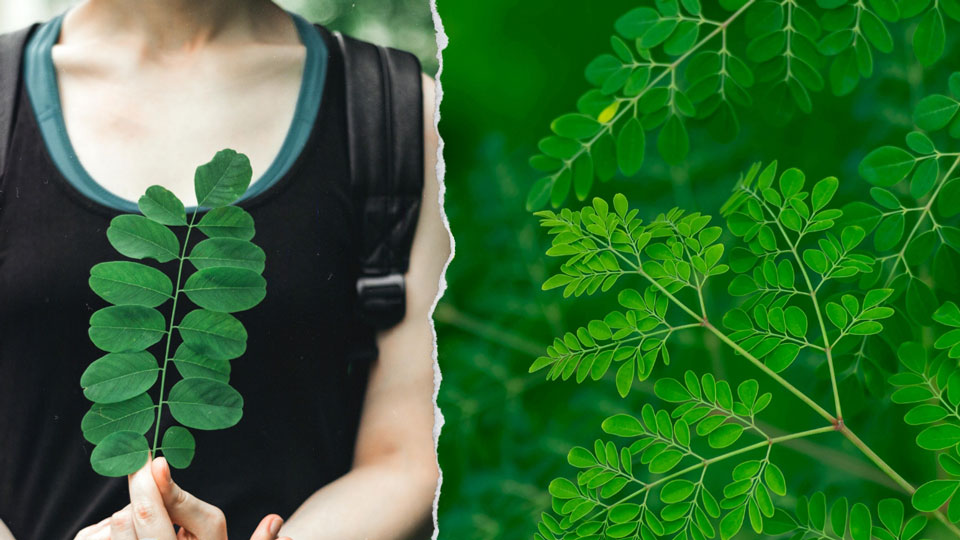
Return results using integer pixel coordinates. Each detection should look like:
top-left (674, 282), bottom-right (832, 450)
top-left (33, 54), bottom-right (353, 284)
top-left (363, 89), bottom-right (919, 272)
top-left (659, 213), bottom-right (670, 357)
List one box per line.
top-left (151, 211), bottom-right (198, 456)
top-left (742, 186), bottom-right (843, 419)
top-left (885, 154), bottom-right (960, 285)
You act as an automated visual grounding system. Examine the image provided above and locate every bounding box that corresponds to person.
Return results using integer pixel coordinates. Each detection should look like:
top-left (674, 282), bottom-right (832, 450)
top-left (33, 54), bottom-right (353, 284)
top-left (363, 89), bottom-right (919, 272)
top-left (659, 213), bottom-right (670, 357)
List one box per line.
top-left (0, 1), bottom-right (446, 539)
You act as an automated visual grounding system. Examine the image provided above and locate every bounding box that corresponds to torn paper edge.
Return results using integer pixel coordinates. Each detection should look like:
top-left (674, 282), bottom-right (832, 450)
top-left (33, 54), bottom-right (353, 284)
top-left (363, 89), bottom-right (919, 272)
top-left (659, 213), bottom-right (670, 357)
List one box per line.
top-left (428, 1), bottom-right (450, 539)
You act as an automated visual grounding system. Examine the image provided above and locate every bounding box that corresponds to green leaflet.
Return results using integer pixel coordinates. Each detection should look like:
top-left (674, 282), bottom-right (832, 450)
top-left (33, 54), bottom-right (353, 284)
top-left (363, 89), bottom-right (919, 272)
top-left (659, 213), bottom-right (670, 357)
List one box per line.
top-left (766, 494), bottom-right (926, 540)
top-left (167, 378), bottom-right (244, 430)
top-left (88, 261), bottom-right (173, 307)
top-left (160, 426), bottom-right (196, 469)
top-left (90, 431), bottom-right (150, 478)
top-left (82, 149), bottom-right (267, 477)
top-left (80, 351), bottom-right (159, 404)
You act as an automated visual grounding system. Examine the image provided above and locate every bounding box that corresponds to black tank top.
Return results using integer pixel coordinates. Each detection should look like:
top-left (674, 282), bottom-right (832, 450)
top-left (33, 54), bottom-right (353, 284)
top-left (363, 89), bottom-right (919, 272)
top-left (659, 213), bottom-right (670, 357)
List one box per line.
top-left (0, 24), bottom-right (380, 539)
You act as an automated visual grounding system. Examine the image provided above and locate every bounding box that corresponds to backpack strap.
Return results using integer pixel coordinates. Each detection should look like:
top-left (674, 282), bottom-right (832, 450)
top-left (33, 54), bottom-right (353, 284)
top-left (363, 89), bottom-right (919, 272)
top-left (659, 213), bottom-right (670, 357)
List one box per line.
top-left (332, 30), bottom-right (424, 330)
top-left (0, 25), bottom-right (35, 179)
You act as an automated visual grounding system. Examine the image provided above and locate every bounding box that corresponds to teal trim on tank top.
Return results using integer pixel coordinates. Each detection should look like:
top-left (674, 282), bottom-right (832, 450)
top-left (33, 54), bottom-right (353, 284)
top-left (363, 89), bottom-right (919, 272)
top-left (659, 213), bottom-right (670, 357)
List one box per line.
top-left (24, 10), bottom-right (327, 213)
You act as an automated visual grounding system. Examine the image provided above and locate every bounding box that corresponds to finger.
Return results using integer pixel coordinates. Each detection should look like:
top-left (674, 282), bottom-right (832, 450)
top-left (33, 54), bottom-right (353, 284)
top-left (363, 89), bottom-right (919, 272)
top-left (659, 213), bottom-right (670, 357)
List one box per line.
top-left (249, 514), bottom-right (284, 540)
top-left (151, 457), bottom-right (227, 539)
top-left (74, 516), bottom-right (110, 539)
top-left (128, 458), bottom-right (176, 540)
top-left (109, 506), bottom-right (137, 540)
top-left (74, 516), bottom-right (111, 540)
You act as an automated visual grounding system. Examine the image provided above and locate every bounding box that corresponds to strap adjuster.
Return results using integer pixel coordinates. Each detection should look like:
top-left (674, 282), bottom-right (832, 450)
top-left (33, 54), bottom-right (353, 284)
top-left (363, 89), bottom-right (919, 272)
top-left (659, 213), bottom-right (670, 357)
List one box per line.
top-left (356, 273), bottom-right (406, 329)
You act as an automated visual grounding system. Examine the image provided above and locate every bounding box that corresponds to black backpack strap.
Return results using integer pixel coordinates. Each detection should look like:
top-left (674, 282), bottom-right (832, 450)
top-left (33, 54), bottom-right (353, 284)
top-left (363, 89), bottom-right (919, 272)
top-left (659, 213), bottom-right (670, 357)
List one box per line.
top-left (0, 25), bottom-right (35, 179)
top-left (332, 30), bottom-right (424, 330)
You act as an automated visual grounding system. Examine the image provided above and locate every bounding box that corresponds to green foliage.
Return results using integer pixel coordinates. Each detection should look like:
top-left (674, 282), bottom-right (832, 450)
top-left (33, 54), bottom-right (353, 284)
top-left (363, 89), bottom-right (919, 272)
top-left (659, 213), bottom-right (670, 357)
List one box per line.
top-left (526, 2), bottom-right (960, 210)
top-left (537, 371), bottom-right (804, 540)
top-left (81, 149), bottom-right (267, 477)
top-left (767, 493), bottom-right (928, 540)
top-left (530, 157), bottom-right (960, 537)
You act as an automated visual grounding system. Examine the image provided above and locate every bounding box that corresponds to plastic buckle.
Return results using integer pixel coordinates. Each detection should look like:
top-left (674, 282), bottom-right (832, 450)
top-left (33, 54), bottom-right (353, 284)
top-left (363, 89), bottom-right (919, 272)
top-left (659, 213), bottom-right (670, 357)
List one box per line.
top-left (356, 273), bottom-right (406, 328)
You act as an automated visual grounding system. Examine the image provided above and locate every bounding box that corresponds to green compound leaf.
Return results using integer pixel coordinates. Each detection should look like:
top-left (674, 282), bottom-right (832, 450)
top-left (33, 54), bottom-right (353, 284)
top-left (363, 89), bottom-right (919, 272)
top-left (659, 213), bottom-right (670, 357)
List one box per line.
top-left (106, 214), bottom-right (180, 263)
top-left (88, 261), bottom-right (173, 308)
top-left (81, 393), bottom-right (156, 444)
top-left (88, 305), bottom-right (167, 352)
top-left (172, 343), bottom-right (231, 382)
top-left (160, 426), bottom-right (196, 469)
top-left (194, 149), bottom-right (253, 208)
top-left (138, 185), bottom-right (187, 226)
top-left (182, 267), bottom-right (266, 313)
top-left (177, 309), bottom-right (248, 360)
top-left (90, 431), bottom-right (150, 477)
top-left (84, 149), bottom-right (266, 478)
top-left (80, 351), bottom-right (159, 404)
top-left (196, 206), bottom-right (256, 240)
top-left (167, 378), bottom-right (243, 430)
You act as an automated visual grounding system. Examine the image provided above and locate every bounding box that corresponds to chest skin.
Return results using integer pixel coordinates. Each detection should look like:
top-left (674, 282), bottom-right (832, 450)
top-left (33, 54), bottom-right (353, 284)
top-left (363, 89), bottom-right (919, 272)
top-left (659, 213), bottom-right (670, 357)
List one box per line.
top-left (51, 40), bottom-right (305, 206)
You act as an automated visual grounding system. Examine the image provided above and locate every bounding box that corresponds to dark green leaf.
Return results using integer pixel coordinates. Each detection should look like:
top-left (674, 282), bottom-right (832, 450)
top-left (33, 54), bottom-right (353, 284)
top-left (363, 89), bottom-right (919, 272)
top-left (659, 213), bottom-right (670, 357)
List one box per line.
top-left (167, 378), bottom-right (243, 430)
top-left (182, 267), bottom-right (266, 313)
top-left (196, 206), bottom-right (256, 240)
top-left (160, 426), bottom-right (196, 469)
top-left (81, 393), bottom-right (155, 444)
top-left (138, 185), bottom-right (187, 226)
top-left (90, 431), bottom-right (150, 477)
top-left (89, 261), bottom-right (173, 307)
top-left (106, 215), bottom-right (180, 263)
top-left (194, 149), bottom-right (253, 208)
top-left (81, 351), bottom-right (158, 404)
top-left (177, 309), bottom-right (248, 360)
top-left (89, 306), bottom-right (166, 353)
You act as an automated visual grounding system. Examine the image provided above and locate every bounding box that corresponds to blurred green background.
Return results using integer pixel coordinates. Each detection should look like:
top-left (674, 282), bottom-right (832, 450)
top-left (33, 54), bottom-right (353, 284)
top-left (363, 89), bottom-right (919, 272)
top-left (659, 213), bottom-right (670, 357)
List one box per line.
top-left (435, 1), bottom-right (960, 539)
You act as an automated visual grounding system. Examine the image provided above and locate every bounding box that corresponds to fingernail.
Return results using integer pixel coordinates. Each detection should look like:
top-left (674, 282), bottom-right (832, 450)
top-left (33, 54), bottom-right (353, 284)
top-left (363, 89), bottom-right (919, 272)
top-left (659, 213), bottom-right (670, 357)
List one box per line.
top-left (269, 517), bottom-right (283, 536)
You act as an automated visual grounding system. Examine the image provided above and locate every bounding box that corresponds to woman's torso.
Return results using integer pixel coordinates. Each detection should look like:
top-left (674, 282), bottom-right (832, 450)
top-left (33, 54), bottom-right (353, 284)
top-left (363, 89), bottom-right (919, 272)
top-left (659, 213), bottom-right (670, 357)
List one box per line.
top-left (0, 16), bottom-right (378, 540)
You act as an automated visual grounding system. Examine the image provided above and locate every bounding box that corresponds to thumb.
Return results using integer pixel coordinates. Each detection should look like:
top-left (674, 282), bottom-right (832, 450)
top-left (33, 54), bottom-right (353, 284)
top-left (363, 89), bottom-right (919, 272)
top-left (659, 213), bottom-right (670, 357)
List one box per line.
top-left (128, 459), bottom-right (176, 540)
top-left (249, 514), bottom-right (291, 540)
top-left (151, 457), bottom-right (227, 539)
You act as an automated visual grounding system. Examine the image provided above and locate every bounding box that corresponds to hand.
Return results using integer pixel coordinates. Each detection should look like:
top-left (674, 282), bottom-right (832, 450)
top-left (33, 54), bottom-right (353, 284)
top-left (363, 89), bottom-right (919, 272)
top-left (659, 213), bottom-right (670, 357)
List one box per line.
top-left (74, 458), bottom-right (291, 540)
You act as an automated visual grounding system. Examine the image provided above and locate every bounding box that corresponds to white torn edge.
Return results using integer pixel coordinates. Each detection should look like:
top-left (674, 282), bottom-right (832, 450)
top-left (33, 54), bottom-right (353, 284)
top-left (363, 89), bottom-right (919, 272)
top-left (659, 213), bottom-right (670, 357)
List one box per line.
top-left (427, 2), bottom-right (449, 539)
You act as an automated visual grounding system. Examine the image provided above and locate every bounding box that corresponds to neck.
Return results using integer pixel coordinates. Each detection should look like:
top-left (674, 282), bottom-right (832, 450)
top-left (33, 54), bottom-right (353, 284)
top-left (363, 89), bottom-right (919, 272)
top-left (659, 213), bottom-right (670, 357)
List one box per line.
top-left (63, 0), bottom-right (287, 51)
